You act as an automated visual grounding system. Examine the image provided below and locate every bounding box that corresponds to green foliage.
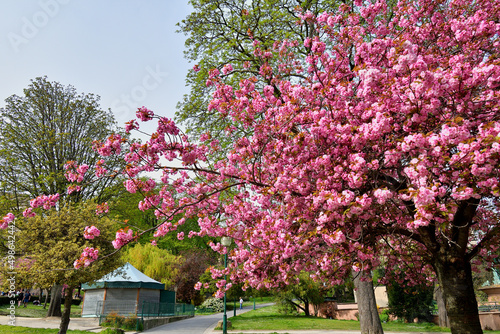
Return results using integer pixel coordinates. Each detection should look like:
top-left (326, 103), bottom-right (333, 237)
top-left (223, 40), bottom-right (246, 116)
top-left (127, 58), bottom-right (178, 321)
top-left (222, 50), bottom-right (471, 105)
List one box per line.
top-left (101, 313), bottom-right (141, 331)
top-left (122, 242), bottom-right (182, 289)
top-left (0, 76), bottom-right (121, 207)
top-left (200, 297), bottom-right (224, 312)
top-left (273, 272), bottom-right (326, 316)
top-left (387, 279), bottom-right (434, 323)
top-left (379, 309), bottom-right (390, 323)
top-left (8, 201), bottom-right (122, 290)
top-left (155, 217), bottom-right (215, 255)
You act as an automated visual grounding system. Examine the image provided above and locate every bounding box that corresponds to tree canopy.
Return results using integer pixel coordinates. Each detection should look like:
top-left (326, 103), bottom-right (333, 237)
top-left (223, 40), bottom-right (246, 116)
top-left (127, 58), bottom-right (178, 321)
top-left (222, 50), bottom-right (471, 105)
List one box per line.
top-left (3, 1), bottom-right (500, 333)
top-left (0, 76), bottom-right (121, 210)
top-left (122, 242), bottom-right (182, 289)
top-left (13, 201), bottom-right (122, 334)
top-left (176, 0), bottom-right (342, 152)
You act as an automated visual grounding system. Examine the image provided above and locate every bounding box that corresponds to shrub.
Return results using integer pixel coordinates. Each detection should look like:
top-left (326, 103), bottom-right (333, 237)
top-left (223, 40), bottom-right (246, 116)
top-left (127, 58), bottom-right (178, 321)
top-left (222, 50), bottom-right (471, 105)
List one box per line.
top-left (379, 309), bottom-right (390, 323)
top-left (101, 313), bottom-right (140, 331)
top-left (102, 312), bottom-right (124, 328)
top-left (200, 298), bottom-right (224, 312)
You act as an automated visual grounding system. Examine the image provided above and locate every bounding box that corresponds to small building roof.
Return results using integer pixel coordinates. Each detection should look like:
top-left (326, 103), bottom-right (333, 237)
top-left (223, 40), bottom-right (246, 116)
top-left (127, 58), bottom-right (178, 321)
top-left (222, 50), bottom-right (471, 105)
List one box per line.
top-left (82, 262), bottom-right (165, 290)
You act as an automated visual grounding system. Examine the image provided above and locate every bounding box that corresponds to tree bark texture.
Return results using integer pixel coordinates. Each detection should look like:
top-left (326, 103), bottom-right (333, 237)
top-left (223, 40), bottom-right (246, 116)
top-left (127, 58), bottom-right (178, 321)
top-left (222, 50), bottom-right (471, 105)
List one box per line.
top-left (353, 269), bottom-right (384, 334)
top-left (434, 257), bottom-right (483, 334)
top-left (434, 284), bottom-right (450, 328)
top-left (58, 286), bottom-right (74, 334)
top-left (46, 284), bottom-right (62, 317)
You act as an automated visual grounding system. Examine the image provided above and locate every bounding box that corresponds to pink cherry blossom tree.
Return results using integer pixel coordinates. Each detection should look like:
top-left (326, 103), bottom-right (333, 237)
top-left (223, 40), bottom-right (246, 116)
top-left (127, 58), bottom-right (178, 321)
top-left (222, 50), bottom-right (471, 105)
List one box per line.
top-left (3, 0), bottom-right (499, 333)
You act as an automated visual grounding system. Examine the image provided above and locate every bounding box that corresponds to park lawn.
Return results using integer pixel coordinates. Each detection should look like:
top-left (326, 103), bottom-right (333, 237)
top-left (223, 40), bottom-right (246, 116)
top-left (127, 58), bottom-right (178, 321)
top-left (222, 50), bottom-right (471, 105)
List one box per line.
top-left (0, 304), bottom-right (82, 318)
top-left (229, 305), bottom-right (500, 333)
top-left (0, 325), bottom-right (91, 333)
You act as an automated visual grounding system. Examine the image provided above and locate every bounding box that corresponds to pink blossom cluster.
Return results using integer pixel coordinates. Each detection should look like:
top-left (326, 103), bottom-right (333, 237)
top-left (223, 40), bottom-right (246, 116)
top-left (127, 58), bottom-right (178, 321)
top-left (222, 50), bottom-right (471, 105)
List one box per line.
top-left (93, 134), bottom-right (122, 157)
top-left (112, 228), bottom-right (135, 249)
top-left (136, 106), bottom-right (154, 122)
top-left (73, 247), bottom-right (99, 269)
top-left (28, 194), bottom-right (60, 211)
top-left (84, 225), bottom-right (101, 239)
top-left (64, 161), bottom-right (89, 183)
top-left (0, 213), bottom-right (15, 229)
top-left (95, 159), bottom-right (108, 177)
top-left (95, 203), bottom-right (109, 215)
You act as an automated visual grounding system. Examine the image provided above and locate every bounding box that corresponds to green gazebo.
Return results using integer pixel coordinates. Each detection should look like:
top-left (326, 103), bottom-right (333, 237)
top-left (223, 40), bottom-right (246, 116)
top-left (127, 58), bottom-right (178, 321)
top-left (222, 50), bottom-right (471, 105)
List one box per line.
top-left (81, 262), bottom-right (173, 317)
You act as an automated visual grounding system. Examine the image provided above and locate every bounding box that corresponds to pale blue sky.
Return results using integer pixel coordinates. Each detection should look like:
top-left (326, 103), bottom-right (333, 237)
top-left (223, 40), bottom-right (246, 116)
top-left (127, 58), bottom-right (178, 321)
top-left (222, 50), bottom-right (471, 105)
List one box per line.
top-left (0, 0), bottom-right (194, 132)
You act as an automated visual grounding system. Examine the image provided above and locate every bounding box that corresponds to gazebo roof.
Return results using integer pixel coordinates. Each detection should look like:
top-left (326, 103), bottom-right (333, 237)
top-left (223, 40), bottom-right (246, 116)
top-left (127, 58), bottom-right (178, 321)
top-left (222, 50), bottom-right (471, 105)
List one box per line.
top-left (82, 262), bottom-right (165, 290)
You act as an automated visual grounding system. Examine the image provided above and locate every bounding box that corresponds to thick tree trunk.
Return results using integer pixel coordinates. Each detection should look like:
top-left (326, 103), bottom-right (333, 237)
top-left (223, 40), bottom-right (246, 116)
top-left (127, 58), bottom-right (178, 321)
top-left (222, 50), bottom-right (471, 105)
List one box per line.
top-left (434, 257), bottom-right (482, 334)
top-left (58, 286), bottom-right (73, 334)
top-left (434, 284), bottom-right (450, 328)
top-left (47, 284), bottom-right (63, 317)
top-left (353, 269), bottom-right (384, 334)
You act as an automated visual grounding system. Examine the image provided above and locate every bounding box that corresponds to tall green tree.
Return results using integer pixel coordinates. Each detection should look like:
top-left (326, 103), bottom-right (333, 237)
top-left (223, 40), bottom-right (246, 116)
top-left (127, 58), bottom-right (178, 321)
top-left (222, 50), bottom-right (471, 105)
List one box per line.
top-left (15, 201), bottom-right (122, 334)
top-left (0, 76), bottom-right (121, 208)
top-left (0, 77), bottom-right (123, 321)
top-left (122, 243), bottom-right (183, 289)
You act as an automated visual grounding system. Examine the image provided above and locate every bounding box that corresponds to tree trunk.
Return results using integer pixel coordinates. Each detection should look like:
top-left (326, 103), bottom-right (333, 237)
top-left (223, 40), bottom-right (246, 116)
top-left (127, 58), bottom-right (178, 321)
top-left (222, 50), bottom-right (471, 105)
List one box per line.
top-left (303, 300), bottom-right (310, 316)
top-left (43, 288), bottom-right (49, 309)
top-left (47, 284), bottom-right (63, 317)
top-left (434, 284), bottom-right (450, 328)
top-left (353, 269), bottom-right (384, 334)
top-left (58, 286), bottom-right (73, 334)
top-left (434, 257), bottom-right (482, 334)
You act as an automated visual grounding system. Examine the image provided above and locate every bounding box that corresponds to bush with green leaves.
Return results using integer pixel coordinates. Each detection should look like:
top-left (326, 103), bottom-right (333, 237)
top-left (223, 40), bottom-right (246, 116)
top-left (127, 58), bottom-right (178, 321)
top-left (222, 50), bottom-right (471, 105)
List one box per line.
top-left (101, 313), bottom-right (141, 331)
top-left (200, 298), bottom-right (224, 312)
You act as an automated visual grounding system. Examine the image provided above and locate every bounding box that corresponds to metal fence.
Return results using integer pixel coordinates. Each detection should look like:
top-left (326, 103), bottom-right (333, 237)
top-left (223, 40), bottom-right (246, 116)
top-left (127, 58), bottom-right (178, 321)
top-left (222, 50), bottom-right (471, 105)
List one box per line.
top-left (97, 300), bottom-right (195, 331)
top-left (478, 302), bottom-right (500, 312)
top-left (140, 301), bottom-right (195, 319)
top-left (96, 300), bottom-right (138, 316)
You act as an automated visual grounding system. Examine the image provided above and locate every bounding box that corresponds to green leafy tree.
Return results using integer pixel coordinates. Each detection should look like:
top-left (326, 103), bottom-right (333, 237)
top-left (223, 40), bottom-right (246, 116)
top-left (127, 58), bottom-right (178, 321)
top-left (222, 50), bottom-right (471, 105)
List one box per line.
top-left (176, 0), bottom-right (342, 152)
top-left (0, 76), bottom-right (121, 208)
top-left (387, 277), bottom-right (434, 323)
top-left (0, 76), bottom-right (123, 320)
top-left (274, 272), bottom-right (326, 316)
top-left (14, 201), bottom-right (122, 334)
top-left (122, 242), bottom-right (183, 289)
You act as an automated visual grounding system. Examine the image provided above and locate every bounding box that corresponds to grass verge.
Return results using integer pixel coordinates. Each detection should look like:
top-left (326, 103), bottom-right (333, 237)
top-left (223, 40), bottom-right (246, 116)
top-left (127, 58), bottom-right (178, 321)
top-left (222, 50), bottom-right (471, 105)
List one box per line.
top-left (0, 304), bottom-right (82, 318)
top-left (228, 305), bottom-right (500, 333)
top-left (0, 325), bottom-right (91, 333)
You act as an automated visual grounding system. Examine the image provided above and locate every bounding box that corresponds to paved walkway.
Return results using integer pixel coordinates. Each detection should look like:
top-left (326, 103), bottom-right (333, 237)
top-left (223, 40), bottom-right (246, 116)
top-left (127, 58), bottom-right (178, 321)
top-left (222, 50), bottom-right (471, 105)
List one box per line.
top-left (0, 315), bottom-right (103, 332)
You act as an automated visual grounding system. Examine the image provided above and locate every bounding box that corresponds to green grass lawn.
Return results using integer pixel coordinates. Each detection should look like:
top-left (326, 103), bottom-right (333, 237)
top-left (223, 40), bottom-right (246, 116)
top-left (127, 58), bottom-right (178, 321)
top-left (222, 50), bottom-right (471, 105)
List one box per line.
top-left (228, 304), bottom-right (500, 333)
top-left (0, 325), bottom-right (91, 334)
top-left (0, 304), bottom-right (82, 318)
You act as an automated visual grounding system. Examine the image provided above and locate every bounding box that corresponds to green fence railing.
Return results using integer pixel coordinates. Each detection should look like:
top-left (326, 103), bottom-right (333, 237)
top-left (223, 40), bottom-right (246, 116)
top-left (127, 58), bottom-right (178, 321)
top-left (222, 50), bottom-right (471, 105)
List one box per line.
top-left (139, 301), bottom-right (195, 319)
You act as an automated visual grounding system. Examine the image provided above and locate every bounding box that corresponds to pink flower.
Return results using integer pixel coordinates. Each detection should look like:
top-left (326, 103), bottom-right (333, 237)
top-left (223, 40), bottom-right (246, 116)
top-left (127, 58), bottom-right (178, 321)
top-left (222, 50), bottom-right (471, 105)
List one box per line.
top-left (0, 213), bottom-right (14, 229)
top-left (112, 228), bottom-right (134, 249)
top-left (74, 247), bottom-right (99, 269)
top-left (95, 203), bottom-right (109, 215)
top-left (136, 106), bottom-right (154, 122)
top-left (84, 225), bottom-right (101, 239)
top-left (22, 208), bottom-right (36, 218)
top-left (222, 64), bottom-right (233, 75)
